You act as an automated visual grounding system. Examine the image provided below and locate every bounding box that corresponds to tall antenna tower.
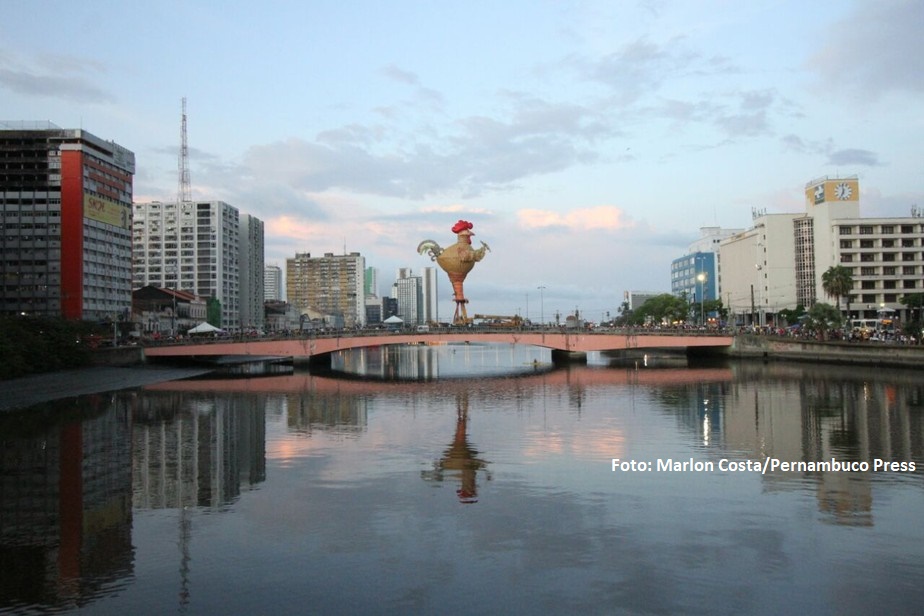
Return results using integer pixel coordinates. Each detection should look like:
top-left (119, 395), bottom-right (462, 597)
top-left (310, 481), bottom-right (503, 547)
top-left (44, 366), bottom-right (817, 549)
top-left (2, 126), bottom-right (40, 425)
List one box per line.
top-left (177, 97), bottom-right (191, 205)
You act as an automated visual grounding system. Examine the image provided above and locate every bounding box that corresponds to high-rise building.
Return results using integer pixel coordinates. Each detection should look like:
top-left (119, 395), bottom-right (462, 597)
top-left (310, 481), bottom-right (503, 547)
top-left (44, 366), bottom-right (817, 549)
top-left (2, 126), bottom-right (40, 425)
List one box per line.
top-left (239, 214), bottom-right (264, 331)
top-left (0, 122), bottom-right (135, 320)
top-left (394, 275), bottom-right (422, 325)
top-left (392, 267), bottom-right (437, 325)
top-left (421, 267), bottom-right (438, 324)
top-left (364, 266), bottom-right (378, 298)
top-left (264, 264), bottom-right (283, 301)
top-left (133, 200), bottom-right (258, 331)
top-left (286, 252), bottom-right (366, 328)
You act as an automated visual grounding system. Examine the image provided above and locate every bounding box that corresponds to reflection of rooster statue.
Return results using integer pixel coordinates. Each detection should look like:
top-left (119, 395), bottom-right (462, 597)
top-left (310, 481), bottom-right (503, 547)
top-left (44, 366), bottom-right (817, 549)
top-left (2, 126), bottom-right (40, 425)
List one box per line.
top-left (417, 220), bottom-right (490, 325)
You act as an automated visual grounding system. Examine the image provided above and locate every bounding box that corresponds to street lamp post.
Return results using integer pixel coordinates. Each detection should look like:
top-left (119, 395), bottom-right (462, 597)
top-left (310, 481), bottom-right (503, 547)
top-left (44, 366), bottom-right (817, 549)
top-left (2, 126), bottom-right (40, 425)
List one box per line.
top-left (537, 285), bottom-right (545, 327)
top-left (697, 272), bottom-right (706, 326)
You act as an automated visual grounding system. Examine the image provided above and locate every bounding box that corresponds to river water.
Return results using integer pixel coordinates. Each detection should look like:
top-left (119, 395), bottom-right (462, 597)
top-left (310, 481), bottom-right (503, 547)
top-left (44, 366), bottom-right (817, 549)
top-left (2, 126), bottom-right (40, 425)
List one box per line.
top-left (1, 343), bottom-right (923, 615)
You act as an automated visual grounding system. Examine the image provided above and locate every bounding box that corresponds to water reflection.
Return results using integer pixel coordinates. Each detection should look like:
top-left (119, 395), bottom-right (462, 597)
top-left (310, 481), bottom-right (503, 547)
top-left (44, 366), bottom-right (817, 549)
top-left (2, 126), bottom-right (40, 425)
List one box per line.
top-left (1, 346), bottom-right (923, 613)
top-left (421, 392), bottom-right (490, 503)
top-left (0, 395), bottom-right (133, 611)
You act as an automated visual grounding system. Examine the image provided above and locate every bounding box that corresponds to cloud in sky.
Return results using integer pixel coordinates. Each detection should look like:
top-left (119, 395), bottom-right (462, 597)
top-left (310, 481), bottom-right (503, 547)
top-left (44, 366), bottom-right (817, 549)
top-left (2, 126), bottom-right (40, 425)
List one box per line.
top-left (3, 0), bottom-right (924, 318)
top-left (806, 0), bottom-right (924, 98)
top-left (0, 47), bottom-right (114, 103)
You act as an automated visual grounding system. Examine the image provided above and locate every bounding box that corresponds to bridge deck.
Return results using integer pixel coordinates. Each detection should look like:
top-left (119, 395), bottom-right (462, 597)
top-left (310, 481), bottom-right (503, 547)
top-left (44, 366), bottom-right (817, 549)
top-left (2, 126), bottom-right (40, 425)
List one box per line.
top-left (144, 331), bottom-right (734, 360)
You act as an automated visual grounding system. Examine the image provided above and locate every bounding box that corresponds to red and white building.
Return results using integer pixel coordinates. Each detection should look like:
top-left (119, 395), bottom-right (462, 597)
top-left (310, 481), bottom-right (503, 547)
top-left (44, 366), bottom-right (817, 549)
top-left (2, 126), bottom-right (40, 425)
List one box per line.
top-left (0, 122), bottom-right (135, 321)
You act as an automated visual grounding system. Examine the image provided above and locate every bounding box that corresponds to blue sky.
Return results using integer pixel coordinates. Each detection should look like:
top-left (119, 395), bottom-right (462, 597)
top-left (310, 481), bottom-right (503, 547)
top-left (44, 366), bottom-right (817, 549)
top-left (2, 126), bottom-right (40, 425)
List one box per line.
top-left (3, 1), bottom-right (923, 322)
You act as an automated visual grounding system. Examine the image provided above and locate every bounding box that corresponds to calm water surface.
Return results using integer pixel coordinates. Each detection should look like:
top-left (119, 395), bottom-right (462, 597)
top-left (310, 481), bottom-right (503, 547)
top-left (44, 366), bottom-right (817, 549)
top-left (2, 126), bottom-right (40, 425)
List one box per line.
top-left (2, 343), bottom-right (923, 615)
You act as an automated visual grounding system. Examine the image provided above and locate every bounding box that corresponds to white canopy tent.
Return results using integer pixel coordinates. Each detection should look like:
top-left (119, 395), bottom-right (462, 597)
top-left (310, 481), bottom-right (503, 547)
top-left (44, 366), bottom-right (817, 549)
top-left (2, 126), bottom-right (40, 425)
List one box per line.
top-left (187, 321), bottom-right (221, 334)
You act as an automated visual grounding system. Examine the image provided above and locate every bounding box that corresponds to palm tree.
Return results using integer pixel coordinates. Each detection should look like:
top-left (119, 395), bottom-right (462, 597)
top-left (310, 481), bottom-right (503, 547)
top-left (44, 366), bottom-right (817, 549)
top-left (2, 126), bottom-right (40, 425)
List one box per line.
top-left (821, 265), bottom-right (853, 315)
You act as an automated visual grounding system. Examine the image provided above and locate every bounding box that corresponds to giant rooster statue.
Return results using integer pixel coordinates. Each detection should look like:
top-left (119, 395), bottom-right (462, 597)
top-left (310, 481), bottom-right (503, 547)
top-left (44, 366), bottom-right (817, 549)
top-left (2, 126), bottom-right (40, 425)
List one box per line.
top-left (417, 220), bottom-right (490, 325)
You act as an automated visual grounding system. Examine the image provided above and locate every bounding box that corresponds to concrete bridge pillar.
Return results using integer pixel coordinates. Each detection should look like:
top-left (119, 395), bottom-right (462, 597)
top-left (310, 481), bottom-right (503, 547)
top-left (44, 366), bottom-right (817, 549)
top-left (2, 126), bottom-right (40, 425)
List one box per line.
top-left (551, 349), bottom-right (587, 365)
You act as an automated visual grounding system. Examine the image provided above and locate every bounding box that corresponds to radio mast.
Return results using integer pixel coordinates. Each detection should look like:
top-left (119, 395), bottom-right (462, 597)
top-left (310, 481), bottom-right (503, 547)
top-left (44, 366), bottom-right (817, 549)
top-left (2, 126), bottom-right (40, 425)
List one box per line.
top-left (177, 97), bottom-right (191, 205)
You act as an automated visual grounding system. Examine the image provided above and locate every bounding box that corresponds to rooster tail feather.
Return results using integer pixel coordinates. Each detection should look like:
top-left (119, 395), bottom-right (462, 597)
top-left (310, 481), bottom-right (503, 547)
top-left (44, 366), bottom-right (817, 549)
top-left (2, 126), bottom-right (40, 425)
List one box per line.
top-left (417, 239), bottom-right (443, 260)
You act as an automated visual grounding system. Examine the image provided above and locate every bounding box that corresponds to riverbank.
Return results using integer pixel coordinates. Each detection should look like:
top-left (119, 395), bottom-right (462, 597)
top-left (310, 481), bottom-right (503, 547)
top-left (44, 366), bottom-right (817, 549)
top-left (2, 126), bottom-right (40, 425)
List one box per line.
top-left (0, 365), bottom-right (212, 412)
top-left (729, 334), bottom-right (924, 367)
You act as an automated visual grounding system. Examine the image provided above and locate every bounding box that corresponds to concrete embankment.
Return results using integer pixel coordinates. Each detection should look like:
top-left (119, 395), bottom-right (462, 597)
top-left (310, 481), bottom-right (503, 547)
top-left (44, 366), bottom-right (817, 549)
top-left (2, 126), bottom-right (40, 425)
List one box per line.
top-left (0, 365), bottom-right (212, 412)
top-left (728, 334), bottom-right (924, 368)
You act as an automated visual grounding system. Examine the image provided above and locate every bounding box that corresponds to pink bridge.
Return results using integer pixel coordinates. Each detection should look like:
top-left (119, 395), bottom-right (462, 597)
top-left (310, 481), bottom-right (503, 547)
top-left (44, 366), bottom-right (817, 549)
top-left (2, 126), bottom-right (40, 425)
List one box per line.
top-left (144, 330), bottom-right (734, 364)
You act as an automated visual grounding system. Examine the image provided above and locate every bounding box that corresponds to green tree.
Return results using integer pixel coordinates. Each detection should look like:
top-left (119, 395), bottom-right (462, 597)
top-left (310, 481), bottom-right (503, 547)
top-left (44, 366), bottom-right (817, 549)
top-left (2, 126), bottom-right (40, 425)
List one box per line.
top-left (778, 305), bottom-right (806, 327)
top-left (702, 299), bottom-right (727, 324)
top-left (900, 292), bottom-right (924, 322)
top-left (614, 300), bottom-right (632, 326)
top-left (629, 294), bottom-right (690, 326)
top-left (805, 302), bottom-right (844, 339)
top-left (821, 265), bottom-right (854, 314)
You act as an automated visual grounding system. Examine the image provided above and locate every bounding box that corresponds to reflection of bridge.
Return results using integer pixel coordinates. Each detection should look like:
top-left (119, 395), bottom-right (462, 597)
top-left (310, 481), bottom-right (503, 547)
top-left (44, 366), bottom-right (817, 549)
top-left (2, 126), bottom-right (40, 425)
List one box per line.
top-left (143, 365), bottom-right (734, 396)
top-left (144, 331), bottom-right (734, 365)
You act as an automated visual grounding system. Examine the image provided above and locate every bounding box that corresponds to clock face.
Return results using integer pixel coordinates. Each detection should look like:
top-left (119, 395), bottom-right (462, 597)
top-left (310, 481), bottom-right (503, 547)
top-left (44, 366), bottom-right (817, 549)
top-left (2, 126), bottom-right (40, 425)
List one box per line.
top-left (835, 182), bottom-right (853, 200)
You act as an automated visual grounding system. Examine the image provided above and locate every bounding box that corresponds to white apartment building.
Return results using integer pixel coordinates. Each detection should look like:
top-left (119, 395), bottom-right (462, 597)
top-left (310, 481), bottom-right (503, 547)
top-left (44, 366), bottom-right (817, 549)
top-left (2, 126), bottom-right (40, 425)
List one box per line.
top-left (392, 267), bottom-right (438, 326)
top-left (133, 200), bottom-right (261, 331)
top-left (721, 213), bottom-right (799, 325)
top-left (264, 264), bottom-right (283, 301)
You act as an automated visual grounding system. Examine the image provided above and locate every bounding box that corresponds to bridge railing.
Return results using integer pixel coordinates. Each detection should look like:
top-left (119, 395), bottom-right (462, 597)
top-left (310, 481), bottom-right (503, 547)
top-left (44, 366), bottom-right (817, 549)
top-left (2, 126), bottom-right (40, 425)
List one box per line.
top-left (141, 325), bottom-right (736, 347)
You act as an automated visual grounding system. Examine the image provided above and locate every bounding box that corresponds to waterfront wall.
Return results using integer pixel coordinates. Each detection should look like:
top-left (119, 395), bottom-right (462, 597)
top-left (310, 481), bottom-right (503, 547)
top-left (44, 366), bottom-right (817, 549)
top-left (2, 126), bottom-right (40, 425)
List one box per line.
top-left (729, 334), bottom-right (924, 368)
top-left (89, 346), bottom-right (145, 367)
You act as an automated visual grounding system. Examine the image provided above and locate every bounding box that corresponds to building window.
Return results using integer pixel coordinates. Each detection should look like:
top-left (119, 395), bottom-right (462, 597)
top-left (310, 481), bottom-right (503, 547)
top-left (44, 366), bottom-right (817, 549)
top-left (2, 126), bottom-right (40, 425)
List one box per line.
top-left (903, 266), bottom-right (917, 275)
top-left (882, 239), bottom-right (895, 247)
top-left (841, 254), bottom-right (853, 262)
top-left (862, 294), bottom-right (876, 303)
top-left (839, 226), bottom-right (853, 235)
top-left (840, 239), bottom-right (853, 249)
top-left (881, 225), bottom-right (894, 234)
top-left (860, 267), bottom-right (877, 276)
top-left (860, 239), bottom-right (874, 248)
top-left (859, 226), bottom-right (874, 235)
top-left (901, 225), bottom-right (914, 233)
top-left (882, 253), bottom-right (896, 262)
top-left (904, 280), bottom-right (917, 289)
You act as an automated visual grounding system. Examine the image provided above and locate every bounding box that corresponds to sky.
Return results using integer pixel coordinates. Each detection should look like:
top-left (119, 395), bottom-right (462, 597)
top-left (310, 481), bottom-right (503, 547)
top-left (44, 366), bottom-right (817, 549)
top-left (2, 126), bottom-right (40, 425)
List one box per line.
top-left (3, 0), bottom-right (923, 323)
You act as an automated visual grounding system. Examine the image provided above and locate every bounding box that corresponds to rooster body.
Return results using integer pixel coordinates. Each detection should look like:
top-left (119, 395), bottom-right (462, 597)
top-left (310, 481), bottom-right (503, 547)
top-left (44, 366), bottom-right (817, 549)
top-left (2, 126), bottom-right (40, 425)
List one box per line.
top-left (417, 220), bottom-right (490, 324)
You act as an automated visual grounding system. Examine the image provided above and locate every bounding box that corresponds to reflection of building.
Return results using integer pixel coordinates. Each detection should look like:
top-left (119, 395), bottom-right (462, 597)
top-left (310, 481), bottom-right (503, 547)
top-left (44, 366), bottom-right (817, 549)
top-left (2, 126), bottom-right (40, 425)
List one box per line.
top-left (0, 123), bottom-right (135, 320)
top-left (658, 363), bottom-right (924, 526)
top-left (721, 364), bottom-right (924, 525)
top-left (285, 391), bottom-right (368, 434)
top-left (0, 398), bottom-right (133, 608)
top-left (132, 394), bottom-right (266, 509)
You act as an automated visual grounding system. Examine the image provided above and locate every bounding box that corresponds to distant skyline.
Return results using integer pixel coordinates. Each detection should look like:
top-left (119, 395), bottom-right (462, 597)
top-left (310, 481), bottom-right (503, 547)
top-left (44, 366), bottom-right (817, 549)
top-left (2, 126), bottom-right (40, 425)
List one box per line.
top-left (3, 1), bottom-right (923, 322)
